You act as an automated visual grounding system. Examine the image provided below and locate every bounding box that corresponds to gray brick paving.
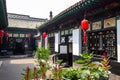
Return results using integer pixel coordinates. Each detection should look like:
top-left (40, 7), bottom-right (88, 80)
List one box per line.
top-left (0, 58), bottom-right (36, 80)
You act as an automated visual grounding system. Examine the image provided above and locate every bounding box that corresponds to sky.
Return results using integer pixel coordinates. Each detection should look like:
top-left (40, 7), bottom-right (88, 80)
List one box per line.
top-left (6, 0), bottom-right (80, 19)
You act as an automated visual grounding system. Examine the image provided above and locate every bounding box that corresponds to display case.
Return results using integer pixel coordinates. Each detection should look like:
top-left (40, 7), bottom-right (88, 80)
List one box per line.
top-left (104, 30), bottom-right (116, 58)
top-left (88, 30), bottom-right (117, 59)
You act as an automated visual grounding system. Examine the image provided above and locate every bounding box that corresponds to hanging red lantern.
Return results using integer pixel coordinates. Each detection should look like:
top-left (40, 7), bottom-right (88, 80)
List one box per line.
top-left (42, 32), bottom-right (47, 43)
top-left (42, 32), bottom-right (47, 38)
top-left (6, 32), bottom-right (9, 42)
top-left (81, 19), bottom-right (89, 44)
top-left (0, 30), bottom-right (4, 37)
top-left (81, 19), bottom-right (89, 31)
top-left (0, 30), bottom-right (4, 44)
top-left (28, 33), bottom-right (31, 41)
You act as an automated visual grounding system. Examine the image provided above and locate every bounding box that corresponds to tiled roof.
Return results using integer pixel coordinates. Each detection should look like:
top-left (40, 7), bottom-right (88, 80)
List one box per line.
top-left (7, 13), bottom-right (47, 22)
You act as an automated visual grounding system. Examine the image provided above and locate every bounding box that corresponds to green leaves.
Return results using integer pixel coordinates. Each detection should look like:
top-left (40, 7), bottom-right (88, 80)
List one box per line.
top-left (34, 46), bottom-right (51, 79)
top-left (21, 67), bottom-right (39, 80)
top-left (72, 52), bottom-right (110, 80)
top-left (80, 52), bottom-right (93, 59)
top-left (35, 46), bottom-right (51, 62)
top-left (75, 52), bottom-right (93, 65)
top-left (62, 68), bottom-right (79, 80)
top-left (75, 59), bottom-right (85, 64)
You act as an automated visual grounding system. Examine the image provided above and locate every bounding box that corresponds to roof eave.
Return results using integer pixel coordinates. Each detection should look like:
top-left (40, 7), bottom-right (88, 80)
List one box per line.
top-left (0, 0), bottom-right (8, 29)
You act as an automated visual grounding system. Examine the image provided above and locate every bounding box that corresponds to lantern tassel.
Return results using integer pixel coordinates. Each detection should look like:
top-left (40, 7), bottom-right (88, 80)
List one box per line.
top-left (83, 31), bottom-right (87, 44)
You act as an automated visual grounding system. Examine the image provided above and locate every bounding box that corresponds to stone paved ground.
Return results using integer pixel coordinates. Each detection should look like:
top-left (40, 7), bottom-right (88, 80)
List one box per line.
top-left (0, 58), bottom-right (36, 80)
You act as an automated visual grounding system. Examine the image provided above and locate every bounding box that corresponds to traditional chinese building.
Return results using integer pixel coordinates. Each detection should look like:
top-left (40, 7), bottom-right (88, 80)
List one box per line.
top-left (38, 0), bottom-right (120, 71)
top-left (2, 13), bottom-right (47, 55)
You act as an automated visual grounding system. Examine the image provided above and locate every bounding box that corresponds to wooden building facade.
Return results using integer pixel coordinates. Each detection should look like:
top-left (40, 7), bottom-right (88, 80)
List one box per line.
top-left (38, 0), bottom-right (120, 66)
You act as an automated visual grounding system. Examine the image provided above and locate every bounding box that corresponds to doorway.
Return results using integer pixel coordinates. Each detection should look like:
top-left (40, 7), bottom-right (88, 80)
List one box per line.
top-left (14, 39), bottom-right (25, 55)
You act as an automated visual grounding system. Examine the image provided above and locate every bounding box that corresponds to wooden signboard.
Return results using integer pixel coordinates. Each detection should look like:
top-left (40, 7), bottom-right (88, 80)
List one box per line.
top-left (104, 17), bottom-right (116, 28)
top-left (92, 21), bottom-right (101, 30)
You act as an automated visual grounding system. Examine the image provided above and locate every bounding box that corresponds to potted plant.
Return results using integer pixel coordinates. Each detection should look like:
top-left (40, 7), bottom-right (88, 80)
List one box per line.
top-left (74, 52), bottom-right (111, 80)
top-left (21, 66), bottom-right (39, 80)
top-left (35, 46), bottom-right (51, 79)
top-left (50, 64), bottom-right (62, 80)
top-left (62, 67), bottom-right (80, 80)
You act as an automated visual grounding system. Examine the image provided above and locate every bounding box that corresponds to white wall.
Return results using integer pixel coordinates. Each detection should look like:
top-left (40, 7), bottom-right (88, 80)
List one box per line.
top-left (117, 19), bottom-right (120, 63)
top-left (8, 19), bottom-right (43, 29)
top-left (55, 32), bottom-right (60, 52)
top-left (72, 28), bottom-right (82, 56)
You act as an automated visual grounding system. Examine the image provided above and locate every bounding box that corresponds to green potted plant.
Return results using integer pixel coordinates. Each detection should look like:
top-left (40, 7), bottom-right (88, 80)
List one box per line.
top-left (62, 67), bottom-right (80, 80)
top-left (35, 46), bottom-right (51, 79)
top-left (75, 52), bottom-right (111, 80)
top-left (21, 66), bottom-right (39, 80)
top-left (50, 64), bottom-right (63, 80)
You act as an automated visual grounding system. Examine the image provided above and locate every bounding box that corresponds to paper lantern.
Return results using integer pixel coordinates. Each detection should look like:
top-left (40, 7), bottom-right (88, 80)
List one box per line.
top-left (6, 32), bottom-right (9, 42)
top-left (42, 32), bottom-right (47, 43)
top-left (0, 30), bottom-right (4, 37)
top-left (42, 32), bottom-right (47, 38)
top-left (81, 19), bottom-right (89, 31)
top-left (0, 30), bottom-right (4, 44)
top-left (28, 33), bottom-right (31, 41)
top-left (81, 19), bottom-right (89, 44)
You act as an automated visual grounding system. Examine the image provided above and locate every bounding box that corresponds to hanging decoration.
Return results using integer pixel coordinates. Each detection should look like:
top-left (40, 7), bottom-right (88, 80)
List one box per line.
top-left (0, 30), bottom-right (4, 44)
top-left (28, 33), bottom-right (31, 41)
top-left (42, 32), bottom-right (47, 43)
top-left (6, 32), bottom-right (9, 42)
top-left (81, 19), bottom-right (89, 44)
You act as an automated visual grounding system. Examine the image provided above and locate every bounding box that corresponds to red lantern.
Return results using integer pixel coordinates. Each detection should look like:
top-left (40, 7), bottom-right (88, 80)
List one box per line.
top-left (28, 33), bottom-right (31, 41)
top-left (42, 32), bottom-right (47, 38)
top-left (81, 19), bottom-right (89, 44)
top-left (0, 30), bottom-right (4, 44)
top-left (0, 30), bottom-right (4, 37)
top-left (81, 19), bottom-right (89, 31)
top-left (42, 32), bottom-right (47, 43)
top-left (6, 32), bottom-right (9, 42)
